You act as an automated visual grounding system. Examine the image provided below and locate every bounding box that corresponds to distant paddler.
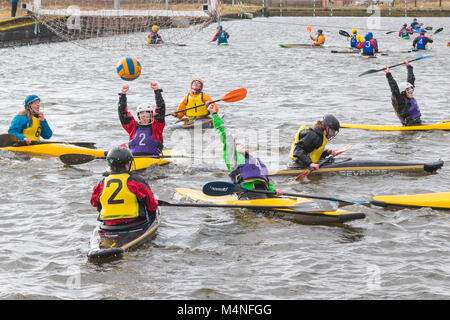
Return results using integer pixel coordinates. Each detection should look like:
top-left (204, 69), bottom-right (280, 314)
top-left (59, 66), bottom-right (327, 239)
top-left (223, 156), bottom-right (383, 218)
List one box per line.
top-left (413, 30), bottom-right (433, 50)
top-left (357, 32), bottom-right (379, 56)
top-left (410, 18), bottom-right (422, 30)
top-left (211, 25), bottom-right (230, 45)
top-left (8, 95), bottom-right (53, 145)
top-left (118, 82), bottom-right (166, 155)
top-left (147, 25), bottom-right (163, 44)
top-left (170, 78), bottom-right (218, 124)
top-left (383, 60), bottom-right (422, 126)
top-left (349, 28), bottom-right (364, 48)
top-left (206, 103), bottom-right (283, 200)
top-left (288, 115), bottom-right (340, 170)
top-left (310, 29), bottom-right (325, 46)
top-left (399, 24), bottom-right (413, 39)
top-left (90, 147), bottom-right (159, 227)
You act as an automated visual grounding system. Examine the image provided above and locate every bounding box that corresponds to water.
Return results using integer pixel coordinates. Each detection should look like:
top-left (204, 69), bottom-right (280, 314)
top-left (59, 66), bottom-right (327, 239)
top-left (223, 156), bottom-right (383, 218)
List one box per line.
top-left (0, 16), bottom-right (449, 300)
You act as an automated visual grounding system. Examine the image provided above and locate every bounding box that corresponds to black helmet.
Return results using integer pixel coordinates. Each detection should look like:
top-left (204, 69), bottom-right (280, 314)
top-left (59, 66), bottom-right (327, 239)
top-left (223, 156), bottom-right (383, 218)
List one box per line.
top-left (323, 114), bottom-right (340, 132)
top-left (318, 29), bottom-right (323, 34)
top-left (106, 147), bottom-right (133, 169)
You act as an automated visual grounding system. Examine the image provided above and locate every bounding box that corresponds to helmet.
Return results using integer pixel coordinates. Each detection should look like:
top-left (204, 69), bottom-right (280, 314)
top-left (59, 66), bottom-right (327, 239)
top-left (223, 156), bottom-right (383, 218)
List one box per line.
top-left (323, 114), bottom-right (340, 132)
top-left (352, 28), bottom-right (357, 34)
top-left (24, 95), bottom-right (40, 107)
top-left (136, 104), bottom-right (152, 115)
top-left (152, 25), bottom-right (159, 32)
top-left (106, 147), bottom-right (134, 169)
top-left (420, 29), bottom-right (426, 34)
top-left (399, 82), bottom-right (414, 93)
top-left (317, 29), bottom-right (323, 34)
top-left (364, 33), bottom-right (372, 41)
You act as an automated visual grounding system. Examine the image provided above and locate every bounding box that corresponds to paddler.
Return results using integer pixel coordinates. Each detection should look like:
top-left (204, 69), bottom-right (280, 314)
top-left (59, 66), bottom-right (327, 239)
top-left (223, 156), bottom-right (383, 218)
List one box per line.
top-left (118, 82), bottom-right (165, 155)
top-left (357, 32), bottom-right (379, 56)
top-left (413, 30), bottom-right (433, 50)
top-left (399, 24), bottom-right (413, 39)
top-left (206, 103), bottom-right (283, 200)
top-left (211, 25), bottom-right (230, 45)
top-left (349, 28), bottom-right (364, 48)
top-left (383, 61), bottom-right (422, 126)
top-left (410, 18), bottom-right (422, 30)
top-left (147, 25), bottom-right (163, 44)
top-left (170, 78), bottom-right (218, 124)
top-left (289, 115), bottom-right (340, 170)
top-left (310, 29), bottom-right (325, 46)
top-left (8, 95), bottom-right (53, 145)
top-left (90, 147), bottom-right (158, 226)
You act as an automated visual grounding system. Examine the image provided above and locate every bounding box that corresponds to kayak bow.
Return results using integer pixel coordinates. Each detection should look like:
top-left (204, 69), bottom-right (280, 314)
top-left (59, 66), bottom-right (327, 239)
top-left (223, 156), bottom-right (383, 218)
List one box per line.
top-left (371, 192), bottom-right (450, 210)
top-left (340, 121), bottom-right (450, 131)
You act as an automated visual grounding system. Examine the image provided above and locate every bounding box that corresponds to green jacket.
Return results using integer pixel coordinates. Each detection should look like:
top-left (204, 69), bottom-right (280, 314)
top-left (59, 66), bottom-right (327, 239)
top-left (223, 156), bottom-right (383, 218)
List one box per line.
top-left (212, 113), bottom-right (276, 192)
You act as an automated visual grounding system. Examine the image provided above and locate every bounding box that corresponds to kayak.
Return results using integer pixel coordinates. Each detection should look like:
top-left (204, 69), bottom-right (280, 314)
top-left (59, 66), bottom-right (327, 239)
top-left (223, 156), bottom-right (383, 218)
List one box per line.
top-left (371, 192), bottom-right (450, 210)
top-left (218, 42), bottom-right (229, 46)
top-left (88, 208), bottom-right (162, 260)
top-left (168, 117), bottom-right (214, 130)
top-left (132, 149), bottom-right (173, 170)
top-left (147, 42), bottom-right (186, 47)
top-left (279, 43), bottom-right (325, 48)
top-left (340, 120), bottom-right (450, 131)
top-left (176, 188), bottom-right (365, 224)
top-left (269, 158), bottom-right (444, 176)
top-left (1, 142), bottom-right (106, 158)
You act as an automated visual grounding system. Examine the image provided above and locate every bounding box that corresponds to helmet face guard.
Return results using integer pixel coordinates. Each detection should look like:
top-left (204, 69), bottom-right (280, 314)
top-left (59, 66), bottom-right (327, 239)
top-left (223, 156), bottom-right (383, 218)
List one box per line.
top-left (322, 114), bottom-right (340, 140)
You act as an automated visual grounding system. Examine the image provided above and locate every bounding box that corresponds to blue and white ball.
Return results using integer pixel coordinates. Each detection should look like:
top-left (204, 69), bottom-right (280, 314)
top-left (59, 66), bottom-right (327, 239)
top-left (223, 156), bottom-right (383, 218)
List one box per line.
top-left (116, 57), bottom-right (142, 81)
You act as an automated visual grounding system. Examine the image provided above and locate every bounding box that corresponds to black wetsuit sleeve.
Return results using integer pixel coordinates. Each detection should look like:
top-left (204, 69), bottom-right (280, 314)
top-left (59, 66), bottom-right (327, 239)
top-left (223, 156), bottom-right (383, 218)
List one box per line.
top-left (118, 93), bottom-right (133, 125)
top-left (407, 65), bottom-right (415, 87)
top-left (386, 72), bottom-right (401, 100)
top-left (153, 89), bottom-right (165, 124)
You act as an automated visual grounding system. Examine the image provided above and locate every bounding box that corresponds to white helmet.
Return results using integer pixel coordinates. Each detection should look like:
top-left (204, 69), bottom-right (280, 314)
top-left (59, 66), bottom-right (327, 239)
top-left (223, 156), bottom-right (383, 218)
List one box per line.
top-left (136, 104), bottom-right (153, 120)
top-left (399, 82), bottom-right (414, 93)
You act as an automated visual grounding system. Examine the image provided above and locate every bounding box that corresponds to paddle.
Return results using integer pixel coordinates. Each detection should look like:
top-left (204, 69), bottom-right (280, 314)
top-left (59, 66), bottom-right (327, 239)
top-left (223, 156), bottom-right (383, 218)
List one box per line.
top-left (294, 144), bottom-right (354, 181)
top-left (0, 133), bottom-right (96, 149)
top-left (166, 88), bottom-right (247, 117)
top-left (202, 181), bottom-right (369, 205)
top-left (339, 30), bottom-right (350, 38)
top-left (358, 54), bottom-right (434, 77)
top-left (431, 27), bottom-right (443, 36)
top-left (59, 153), bottom-right (201, 165)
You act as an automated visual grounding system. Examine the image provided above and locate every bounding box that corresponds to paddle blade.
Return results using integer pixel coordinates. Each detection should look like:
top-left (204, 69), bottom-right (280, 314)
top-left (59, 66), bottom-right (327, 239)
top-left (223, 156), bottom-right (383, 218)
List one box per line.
top-left (0, 134), bottom-right (18, 148)
top-left (414, 54), bottom-right (434, 61)
top-left (339, 30), bottom-right (350, 37)
top-left (202, 181), bottom-right (239, 196)
top-left (306, 25), bottom-right (312, 33)
top-left (432, 27), bottom-right (443, 35)
top-left (294, 169), bottom-right (311, 181)
top-left (386, 31), bottom-right (396, 34)
top-left (220, 88), bottom-right (247, 103)
top-left (336, 144), bottom-right (354, 155)
top-left (358, 68), bottom-right (380, 77)
top-left (60, 153), bottom-right (97, 165)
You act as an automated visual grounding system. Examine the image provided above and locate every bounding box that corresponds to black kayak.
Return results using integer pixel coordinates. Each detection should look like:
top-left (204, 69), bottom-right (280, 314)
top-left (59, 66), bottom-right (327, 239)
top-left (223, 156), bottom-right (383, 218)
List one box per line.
top-left (269, 158), bottom-right (444, 176)
top-left (87, 208), bottom-right (161, 261)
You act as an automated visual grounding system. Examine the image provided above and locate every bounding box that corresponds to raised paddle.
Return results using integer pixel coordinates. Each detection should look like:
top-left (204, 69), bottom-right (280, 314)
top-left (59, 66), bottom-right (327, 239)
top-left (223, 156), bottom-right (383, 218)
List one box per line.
top-left (0, 133), bottom-right (96, 149)
top-left (431, 27), bottom-right (443, 36)
top-left (202, 181), bottom-right (369, 205)
top-left (294, 144), bottom-right (354, 181)
top-left (358, 54), bottom-right (434, 77)
top-left (59, 152), bottom-right (209, 165)
top-left (166, 88), bottom-right (247, 117)
top-left (339, 30), bottom-right (350, 38)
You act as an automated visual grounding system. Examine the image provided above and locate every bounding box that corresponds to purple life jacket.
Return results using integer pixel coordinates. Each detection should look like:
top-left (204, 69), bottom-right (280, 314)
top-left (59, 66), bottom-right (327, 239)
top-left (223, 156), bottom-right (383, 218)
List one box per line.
top-left (230, 154), bottom-right (269, 185)
top-left (128, 126), bottom-right (160, 155)
top-left (409, 98), bottom-right (421, 119)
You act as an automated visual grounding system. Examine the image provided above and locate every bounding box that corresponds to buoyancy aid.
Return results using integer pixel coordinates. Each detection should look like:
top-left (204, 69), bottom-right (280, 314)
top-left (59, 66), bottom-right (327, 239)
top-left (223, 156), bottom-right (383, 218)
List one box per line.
top-left (289, 125), bottom-right (327, 163)
top-left (416, 35), bottom-right (427, 49)
top-left (217, 30), bottom-right (228, 43)
top-left (350, 35), bottom-right (358, 48)
top-left (22, 116), bottom-right (42, 141)
top-left (184, 92), bottom-right (209, 118)
top-left (99, 173), bottom-right (140, 221)
top-left (362, 40), bottom-right (375, 54)
top-left (409, 98), bottom-right (422, 119)
top-left (229, 154), bottom-right (270, 187)
top-left (128, 125), bottom-right (161, 155)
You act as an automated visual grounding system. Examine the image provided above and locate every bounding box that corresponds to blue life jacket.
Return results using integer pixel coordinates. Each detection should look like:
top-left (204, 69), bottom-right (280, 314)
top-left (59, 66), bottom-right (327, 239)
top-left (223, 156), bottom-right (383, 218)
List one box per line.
top-left (217, 30), bottom-right (228, 44)
top-left (409, 98), bottom-right (421, 120)
top-left (350, 35), bottom-right (357, 48)
top-left (416, 35), bottom-right (427, 49)
top-left (229, 154), bottom-right (269, 185)
top-left (128, 125), bottom-right (161, 155)
top-left (362, 40), bottom-right (374, 54)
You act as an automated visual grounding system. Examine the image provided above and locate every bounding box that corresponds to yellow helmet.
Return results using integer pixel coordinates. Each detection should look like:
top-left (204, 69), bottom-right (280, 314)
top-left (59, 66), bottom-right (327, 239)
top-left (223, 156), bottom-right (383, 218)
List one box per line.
top-left (352, 28), bottom-right (357, 34)
top-left (152, 25), bottom-right (159, 32)
top-left (191, 78), bottom-right (203, 87)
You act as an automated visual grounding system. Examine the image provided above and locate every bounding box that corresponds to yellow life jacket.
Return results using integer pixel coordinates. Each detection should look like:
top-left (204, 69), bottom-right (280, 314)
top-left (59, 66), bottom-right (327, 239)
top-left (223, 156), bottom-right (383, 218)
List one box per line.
top-left (22, 116), bottom-right (42, 141)
top-left (185, 92), bottom-right (209, 118)
top-left (99, 173), bottom-right (139, 221)
top-left (289, 125), bottom-right (327, 163)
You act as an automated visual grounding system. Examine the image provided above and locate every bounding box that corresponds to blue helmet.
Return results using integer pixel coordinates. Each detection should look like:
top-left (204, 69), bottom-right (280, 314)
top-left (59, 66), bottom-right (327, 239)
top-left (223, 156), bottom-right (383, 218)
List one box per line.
top-left (24, 95), bottom-right (40, 107)
top-left (420, 29), bottom-right (426, 35)
top-left (364, 33), bottom-right (372, 41)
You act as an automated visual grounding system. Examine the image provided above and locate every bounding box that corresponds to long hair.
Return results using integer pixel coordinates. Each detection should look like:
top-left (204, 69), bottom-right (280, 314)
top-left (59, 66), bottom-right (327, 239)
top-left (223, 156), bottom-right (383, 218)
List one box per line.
top-left (312, 120), bottom-right (325, 131)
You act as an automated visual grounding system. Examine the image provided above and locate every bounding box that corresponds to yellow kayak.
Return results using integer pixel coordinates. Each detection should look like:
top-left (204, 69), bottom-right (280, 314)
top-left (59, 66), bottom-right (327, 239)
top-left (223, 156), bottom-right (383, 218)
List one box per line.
top-left (1, 142), bottom-right (106, 158)
top-left (341, 121), bottom-right (450, 131)
top-left (176, 188), bottom-right (365, 224)
top-left (371, 192), bottom-right (450, 210)
top-left (131, 150), bottom-right (173, 170)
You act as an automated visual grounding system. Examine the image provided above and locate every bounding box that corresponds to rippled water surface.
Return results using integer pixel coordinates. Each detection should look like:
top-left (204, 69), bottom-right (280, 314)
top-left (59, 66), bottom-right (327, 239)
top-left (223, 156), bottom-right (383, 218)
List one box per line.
top-left (0, 16), bottom-right (449, 300)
